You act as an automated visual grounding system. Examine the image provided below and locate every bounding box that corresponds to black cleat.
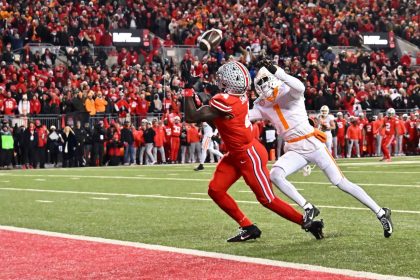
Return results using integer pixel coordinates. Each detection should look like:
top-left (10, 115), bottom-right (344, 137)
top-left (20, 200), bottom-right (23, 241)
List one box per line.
top-left (194, 164), bottom-right (204, 171)
top-left (302, 204), bottom-right (320, 230)
top-left (378, 208), bottom-right (393, 238)
top-left (227, 224), bottom-right (262, 242)
top-left (305, 220), bottom-right (324, 239)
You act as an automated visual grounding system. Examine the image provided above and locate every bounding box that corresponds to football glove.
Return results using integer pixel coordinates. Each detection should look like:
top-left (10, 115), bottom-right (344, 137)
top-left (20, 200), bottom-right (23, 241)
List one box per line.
top-left (256, 58), bottom-right (277, 74)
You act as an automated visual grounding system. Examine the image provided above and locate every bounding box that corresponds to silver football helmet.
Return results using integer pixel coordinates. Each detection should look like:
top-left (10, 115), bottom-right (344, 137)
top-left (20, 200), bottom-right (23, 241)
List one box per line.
top-left (254, 67), bottom-right (278, 99)
top-left (386, 108), bottom-right (395, 117)
top-left (216, 61), bottom-right (251, 95)
top-left (320, 105), bottom-right (329, 117)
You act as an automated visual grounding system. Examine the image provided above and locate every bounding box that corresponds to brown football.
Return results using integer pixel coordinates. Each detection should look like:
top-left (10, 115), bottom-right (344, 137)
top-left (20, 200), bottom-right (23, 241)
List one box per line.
top-left (198, 28), bottom-right (223, 52)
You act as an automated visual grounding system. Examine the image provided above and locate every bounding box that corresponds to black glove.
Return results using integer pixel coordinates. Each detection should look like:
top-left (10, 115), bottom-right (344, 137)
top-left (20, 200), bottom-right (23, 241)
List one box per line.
top-left (256, 58), bottom-right (277, 74)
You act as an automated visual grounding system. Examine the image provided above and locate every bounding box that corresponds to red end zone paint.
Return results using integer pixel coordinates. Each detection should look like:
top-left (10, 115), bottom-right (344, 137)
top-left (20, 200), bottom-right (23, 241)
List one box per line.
top-left (0, 230), bottom-right (367, 280)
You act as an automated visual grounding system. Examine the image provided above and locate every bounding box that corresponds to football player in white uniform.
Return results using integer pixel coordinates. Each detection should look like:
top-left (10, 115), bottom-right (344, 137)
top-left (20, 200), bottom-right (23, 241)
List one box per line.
top-left (248, 59), bottom-right (393, 238)
top-left (194, 122), bottom-right (224, 171)
top-left (317, 105), bottom-right (335, 153)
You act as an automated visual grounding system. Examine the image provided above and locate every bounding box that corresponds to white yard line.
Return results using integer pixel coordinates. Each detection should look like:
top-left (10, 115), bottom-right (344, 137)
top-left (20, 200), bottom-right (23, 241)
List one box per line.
top-left (0, 225), bottom-right (415, 280)
top-left (189, 193), bottom-right (208, 196)
top-left (34, 178), bottom-right (46, 181)
top-left (35, 200), bottom-right (53, 203)
top-left (0, 173), bottom-right (418, 188)
top-left (89, 197), bottom-right (109, 200)
top-left (313, 170), bottom-right (420, 174)
top-left (0, 187), bottom-right (419, 214)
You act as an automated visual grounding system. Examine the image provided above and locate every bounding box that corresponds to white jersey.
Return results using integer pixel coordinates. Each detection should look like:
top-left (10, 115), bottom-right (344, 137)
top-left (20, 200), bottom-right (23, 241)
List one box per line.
top-left (318, 114), bottom-right (334, 135)
top-left (249, 70), bottom-right (324, 154)
top-left (202, 122), bottom-right (216, 138)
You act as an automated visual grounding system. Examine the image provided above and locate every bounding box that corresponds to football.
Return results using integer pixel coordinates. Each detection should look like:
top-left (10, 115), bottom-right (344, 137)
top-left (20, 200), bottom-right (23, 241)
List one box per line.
top-left (198, 28), bottom-right (223, 52)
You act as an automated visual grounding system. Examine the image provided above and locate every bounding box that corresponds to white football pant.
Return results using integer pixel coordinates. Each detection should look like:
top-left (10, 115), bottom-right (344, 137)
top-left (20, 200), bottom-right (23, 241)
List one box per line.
top-left (200, 137), bottom-right (223, 164)
top-left (270, 147), bottom-right (381, 216)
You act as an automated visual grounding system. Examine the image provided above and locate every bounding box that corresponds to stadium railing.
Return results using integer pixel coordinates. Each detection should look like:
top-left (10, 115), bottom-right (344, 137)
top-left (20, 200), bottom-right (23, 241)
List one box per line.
top-left (1, 108), bottom-right (415, 130)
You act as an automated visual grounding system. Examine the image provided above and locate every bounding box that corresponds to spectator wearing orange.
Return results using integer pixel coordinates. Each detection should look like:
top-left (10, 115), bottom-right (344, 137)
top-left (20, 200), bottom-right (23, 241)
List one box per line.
top-left (85, 91), bottom-right (96, 116)
top-left (346, 117), bottom-right (362, 158)
top-left (94, 92), bottom-right (108, 114)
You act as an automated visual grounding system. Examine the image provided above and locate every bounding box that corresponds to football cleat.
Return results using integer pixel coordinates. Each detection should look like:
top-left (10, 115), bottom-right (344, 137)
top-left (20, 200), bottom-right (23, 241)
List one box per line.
top-left (305, 220), bottom-right (324, 240)
top-left (302, 205), bottom-right (320, 230)
top-left (194, 164), bottom-right (204, 171)
top-left (227, 224), bottom-right (262, 242)
top-left (378, 208), bottom-right (393, 238)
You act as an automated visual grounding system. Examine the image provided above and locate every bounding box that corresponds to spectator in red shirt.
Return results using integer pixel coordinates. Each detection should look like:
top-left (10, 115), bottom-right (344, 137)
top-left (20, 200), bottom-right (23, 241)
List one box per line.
top-left (3, 92), bottom-right (17, 115)
top-left (30, 94), bottom-right (41, 115)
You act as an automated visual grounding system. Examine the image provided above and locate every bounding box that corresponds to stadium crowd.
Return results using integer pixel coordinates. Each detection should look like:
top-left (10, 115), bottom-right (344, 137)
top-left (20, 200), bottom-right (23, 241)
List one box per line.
top-left (0, 0), bottom-right (419, 168)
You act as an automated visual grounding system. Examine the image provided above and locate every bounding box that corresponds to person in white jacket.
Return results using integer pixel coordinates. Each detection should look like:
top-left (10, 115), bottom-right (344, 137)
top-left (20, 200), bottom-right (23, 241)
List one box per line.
top-left (18, 94), bottom-right (31, 116)
top-left (248, 59), bottom-right (393, 238)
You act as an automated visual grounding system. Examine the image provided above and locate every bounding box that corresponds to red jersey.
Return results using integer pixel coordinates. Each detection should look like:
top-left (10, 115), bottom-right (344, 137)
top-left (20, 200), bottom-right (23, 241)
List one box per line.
top-left (164, 125), bottom-right (172, 142)
top-left (383, 117), bottom-right (396, 136)
top-left (365, 122), bottom-right (373, 136)
top-left (3, 97), bottom-right (17, 115)
top-left (406, 119), bottom-right (417, 140)
top-left (336, 118), bottom-right (346, 137)
top-left (209, 93), bottom-right (253, 152)
top-left (153, 126), bottom-right (165, 147)
top-left (357, 118), bottom-right (368, 137)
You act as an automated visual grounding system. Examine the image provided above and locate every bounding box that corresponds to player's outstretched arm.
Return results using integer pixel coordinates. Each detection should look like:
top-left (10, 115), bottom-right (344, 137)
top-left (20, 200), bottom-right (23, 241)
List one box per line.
top-left (183, 89), bottom-right (223, 123)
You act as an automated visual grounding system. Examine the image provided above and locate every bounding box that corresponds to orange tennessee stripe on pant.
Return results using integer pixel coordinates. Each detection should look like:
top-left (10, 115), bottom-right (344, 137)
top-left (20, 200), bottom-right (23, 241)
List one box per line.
top-left (325, 147), bottom-right (344, 177)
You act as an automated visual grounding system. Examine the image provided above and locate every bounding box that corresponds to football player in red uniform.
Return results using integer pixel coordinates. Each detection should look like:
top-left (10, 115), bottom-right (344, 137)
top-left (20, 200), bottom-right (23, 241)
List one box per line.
top-left (405, 113), bottom-right (419, 155)
top-left (365, 117), bottom-right (375, 157)
top-left (167, 115), bottom-right (182, 163)
top-left (335, 112), bottom-right (346, 158)
top-left (381, 108), bottom-right (397, 162)
top-left (357, 113), bottom-right (368, 156)
top-left (183, 61), bottom-right (323, 242)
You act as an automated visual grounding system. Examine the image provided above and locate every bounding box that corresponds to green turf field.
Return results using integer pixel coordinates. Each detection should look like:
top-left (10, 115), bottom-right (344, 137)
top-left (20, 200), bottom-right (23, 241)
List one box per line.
top-left (0, 156), bottom-right (419, 278)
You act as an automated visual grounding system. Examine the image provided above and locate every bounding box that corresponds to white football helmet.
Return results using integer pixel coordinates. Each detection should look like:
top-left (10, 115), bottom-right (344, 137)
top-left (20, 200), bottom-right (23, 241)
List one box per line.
top-left (215, 61), bottom-right (251, 95)
top-left (254, 67), bottom-right (278, 99)
top-left (320, 105), bottom-right (329, 117)
top-left (386, 108), bottom-right (396, 117)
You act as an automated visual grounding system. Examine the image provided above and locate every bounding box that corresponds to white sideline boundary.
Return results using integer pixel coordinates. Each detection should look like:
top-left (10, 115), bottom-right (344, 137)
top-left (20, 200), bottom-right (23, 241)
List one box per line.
top-left (1, 187), bottom-right (420, 214)
top-left (0, 225), bottom-right (415, 280)
top-left (0, 173), bottom-right (418, 188)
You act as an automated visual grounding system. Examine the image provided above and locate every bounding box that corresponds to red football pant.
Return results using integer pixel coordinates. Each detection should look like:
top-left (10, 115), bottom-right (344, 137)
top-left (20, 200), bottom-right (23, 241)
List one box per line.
top-left (366, 135), bottom-right (375, 156)
top-left (337, 136), bottom-right (345, 157)
top-left (170, 137), bottom-right (180, 162)
top-left (208, 140), bottom-right (303, 227)
top-left (381, 135), bottom-right (394, 159)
